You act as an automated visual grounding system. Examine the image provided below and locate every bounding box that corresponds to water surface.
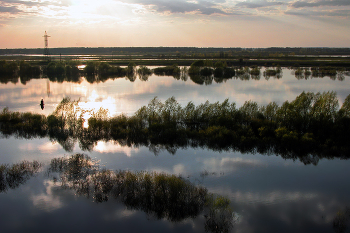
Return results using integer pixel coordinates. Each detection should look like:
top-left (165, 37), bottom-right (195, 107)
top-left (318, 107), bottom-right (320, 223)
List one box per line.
top-left (0, 67), bottom-right (349, 233)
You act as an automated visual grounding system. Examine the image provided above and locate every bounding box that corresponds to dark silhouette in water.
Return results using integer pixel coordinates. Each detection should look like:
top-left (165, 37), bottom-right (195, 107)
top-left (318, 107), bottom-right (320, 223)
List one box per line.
top-left (40, 99), bottom-right (44, 110)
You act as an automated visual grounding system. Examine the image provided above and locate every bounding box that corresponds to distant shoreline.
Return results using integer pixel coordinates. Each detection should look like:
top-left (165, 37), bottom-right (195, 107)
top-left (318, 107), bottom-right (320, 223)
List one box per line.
top-left (1, 47), bottom-right (350, 56)
top-left (1, 47), bottom-right (350, 68)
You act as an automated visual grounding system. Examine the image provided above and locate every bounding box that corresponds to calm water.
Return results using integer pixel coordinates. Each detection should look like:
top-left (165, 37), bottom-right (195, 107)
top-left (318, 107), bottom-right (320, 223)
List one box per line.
top-left (0, 68), bottom-right (350, 233)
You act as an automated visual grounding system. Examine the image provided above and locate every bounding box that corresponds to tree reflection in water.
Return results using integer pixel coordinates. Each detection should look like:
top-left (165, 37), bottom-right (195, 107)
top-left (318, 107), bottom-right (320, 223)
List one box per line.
top-left (1, 92), bottom-right (350, 165)
top-left (1, 61), bottom-right (348, 86)
top-left (0, 160), bottom-right (41, 193)
top-left (2, 156), bottom-right (350, 233)
top-left (47, 153), bottom-right (235, 232)
top-left (333, 207), bottom-right (350, 233)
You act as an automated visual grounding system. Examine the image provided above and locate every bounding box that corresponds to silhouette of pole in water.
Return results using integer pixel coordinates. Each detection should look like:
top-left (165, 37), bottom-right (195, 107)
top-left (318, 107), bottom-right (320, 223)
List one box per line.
top-left (40, 99), bottom-right (44, 110)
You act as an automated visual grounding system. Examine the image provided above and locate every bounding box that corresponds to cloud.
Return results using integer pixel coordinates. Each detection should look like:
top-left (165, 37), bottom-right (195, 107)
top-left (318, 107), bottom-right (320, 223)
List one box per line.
top-left (118, 0), bottom-right (234, 15)
top-left (203, 157), bottom-right (266, 173)
top-left (236, 0), bottom-right (285, 9)
top-left (285, 9), bottom-right (350, 17)
top-left (0, 0), bottom-right (70, 7)
top-left (0, 0), bottom-right (71, 21)
top-left (38, 141), bottom-right (60, 154)
top-left (0, 0), bottom-right (71, 16)
top-left (93, 141), bottom-right (139, 157)
top-left (229, 190), bottom-right (318, 204)
top-left (30, 180), bottom-right (64, 212)
top-left (290, 0), bottom-right (350, 8)
top-left (1, 0), bottom-right (41, 7)
top-left (220, 157), bottom-right (265, 170)
top-left (0, 5), bottom-right (21, 13)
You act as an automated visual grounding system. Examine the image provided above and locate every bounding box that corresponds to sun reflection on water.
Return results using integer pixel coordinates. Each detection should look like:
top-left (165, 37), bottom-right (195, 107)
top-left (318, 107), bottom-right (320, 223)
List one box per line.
top-left (94, 141), bottom-right (139, 156)
top-left (78, 90), bottom-right (118, 127)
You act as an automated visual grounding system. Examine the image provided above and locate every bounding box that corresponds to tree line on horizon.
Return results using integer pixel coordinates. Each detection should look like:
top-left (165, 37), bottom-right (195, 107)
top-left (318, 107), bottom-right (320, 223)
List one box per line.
top-left (1, 47), bottom-right (350, 56)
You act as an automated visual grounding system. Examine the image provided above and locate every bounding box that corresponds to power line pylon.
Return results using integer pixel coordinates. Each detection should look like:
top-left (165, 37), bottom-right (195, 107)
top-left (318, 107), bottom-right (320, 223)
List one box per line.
top-left (43, 31), bottom-right (51, 62)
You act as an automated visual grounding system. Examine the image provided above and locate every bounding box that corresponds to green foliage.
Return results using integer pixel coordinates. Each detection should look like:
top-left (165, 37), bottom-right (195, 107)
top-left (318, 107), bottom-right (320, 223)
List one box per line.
top-left (188, 60), bottom-right (214, 75)
top-left (205, 194), bottom-right (234, 233)
top-left (1, 92), bottom-right (350, 160)
top-left (127, 62), bottom-right (136, 74)
top-left (137, 66), bottom-right (152, 76)
top-left (258, 125), bottom-right (275, 138)
top-left (45, 61), bottom-right (80, 77)
top-left (239, 100), bottom-right (260, 121)
top-left (200, 67), bottom-right (214, 76)
top-left (19, 61), bottom-right (41, 77)
top-left (250, 66), bottom-right (261, 76)
top-left (264, 66), bottom-right (282, 78)
top-left (65, 64), bottom-right (79, 76)
top-left (84, 61), bottom-right (97, 75)
top-left (260, 102), bottom-right (278, 122)
top-left (188, 60), bottom-right (235, 78)
top-left (215, 61), bottom-right (227, 68)
top-left (52, 97), bottom-right (84, 133)
top-left (275, 127), bottom-right (288, 138)
top-left (223, 67), bottom-right (235, 77)
top-left (93, 62), bottom-right (128, 77)
top-left (153, 64), bottom-right (180, 76)
top-left (340, 94), bottom-right (350, 118)
top-left (311, 66), bottom-right (338, 77)
top-left (288, 91), bottom-right (315, 132)
top-left (204, 60), bottom-right (214, 67)
top-left (191, 60), bottom-right (205, 67)
top-left (311, 91), bottom-right (339, 123)
top-left (282, 130), bottom-right (298, 141)
top-left (188, 66), bottom-right (200, 75)
top-left (47, 62), bottom-right (65, 76)
top-left (0, 60), bottom-right (18, 76)
top-left (235, 67), bottom-right (250, 80)
top-left (98, 62), bottom-right (111, 75)
top-left (0, 108), bottom-right (47, 137)
top-left (301, 133), bottom-right (315, 143)
top-left (47, 115), bottom-right (64, 130)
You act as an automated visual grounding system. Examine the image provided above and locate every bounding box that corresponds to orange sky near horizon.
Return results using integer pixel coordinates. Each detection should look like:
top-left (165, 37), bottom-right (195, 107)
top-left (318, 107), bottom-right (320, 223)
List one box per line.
top-left (0, 0), bottom-right (349, 49)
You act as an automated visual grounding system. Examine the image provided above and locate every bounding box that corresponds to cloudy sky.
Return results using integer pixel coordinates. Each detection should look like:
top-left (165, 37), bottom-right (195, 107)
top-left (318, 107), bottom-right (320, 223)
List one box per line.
top-left (0, 0), bottom-right (349, 48)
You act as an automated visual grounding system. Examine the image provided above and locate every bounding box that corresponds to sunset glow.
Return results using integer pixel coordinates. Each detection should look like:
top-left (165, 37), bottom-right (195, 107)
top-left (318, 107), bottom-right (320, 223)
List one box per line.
top-left (0, 0), bottom-right (349, 48)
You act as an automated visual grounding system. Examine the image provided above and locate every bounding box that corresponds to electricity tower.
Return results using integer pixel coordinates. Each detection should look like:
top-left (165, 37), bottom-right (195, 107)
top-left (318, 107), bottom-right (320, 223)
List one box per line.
top-left (43, 31), bottom-right (51, 62)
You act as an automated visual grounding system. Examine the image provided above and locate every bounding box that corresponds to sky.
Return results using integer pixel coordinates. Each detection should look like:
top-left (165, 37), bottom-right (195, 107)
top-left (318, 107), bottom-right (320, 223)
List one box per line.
top-left (0, 0), bottom-right (349, 48)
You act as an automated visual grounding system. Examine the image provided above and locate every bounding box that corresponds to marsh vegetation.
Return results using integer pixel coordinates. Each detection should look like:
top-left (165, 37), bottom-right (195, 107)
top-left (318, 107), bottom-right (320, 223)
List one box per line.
top-left (0, 91), bottom-right (349, 163)
top-left (1, 59), bottom-right (348, 86)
